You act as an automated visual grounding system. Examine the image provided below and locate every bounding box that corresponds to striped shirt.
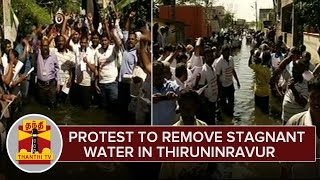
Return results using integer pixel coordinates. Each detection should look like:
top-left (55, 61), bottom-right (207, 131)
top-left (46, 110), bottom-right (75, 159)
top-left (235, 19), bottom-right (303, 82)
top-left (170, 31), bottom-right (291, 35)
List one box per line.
top-left (214, 55), bottom-right (235, 87)
top-left (198, 63), bottom-right (218, 102)
top-left (282, 81), bottom-right (309, 123)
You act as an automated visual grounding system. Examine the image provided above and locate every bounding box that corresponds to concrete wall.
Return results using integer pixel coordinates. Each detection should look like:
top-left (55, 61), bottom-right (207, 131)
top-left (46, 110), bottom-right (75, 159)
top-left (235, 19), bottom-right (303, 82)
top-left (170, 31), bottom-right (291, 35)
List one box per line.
top-left (153, 19), bottom-right (185, 45)
top-left (159, 5), bottom-right (208, 40)
top-left (304, 32), bottom-right (320, 65)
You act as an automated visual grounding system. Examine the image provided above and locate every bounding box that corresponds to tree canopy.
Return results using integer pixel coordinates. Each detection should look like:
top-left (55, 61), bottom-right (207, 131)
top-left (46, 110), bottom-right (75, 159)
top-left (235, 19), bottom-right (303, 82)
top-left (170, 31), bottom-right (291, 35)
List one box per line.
top-left (222, 11), bottom-right (234, 28)
top-left (294, 0), bottom-right (320, 32)
top-left (1, 0), bottom-right (151, 36)
top-left (0, 0), bottom-right (81, 35)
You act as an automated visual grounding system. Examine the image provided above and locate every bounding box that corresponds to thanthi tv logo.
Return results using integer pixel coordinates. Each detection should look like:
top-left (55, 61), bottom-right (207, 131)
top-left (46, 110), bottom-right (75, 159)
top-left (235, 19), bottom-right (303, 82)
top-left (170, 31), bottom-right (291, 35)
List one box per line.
top-left (7, 114), bottom-right (63, 173)
top-left (16, 120), bottom-right (53, 164)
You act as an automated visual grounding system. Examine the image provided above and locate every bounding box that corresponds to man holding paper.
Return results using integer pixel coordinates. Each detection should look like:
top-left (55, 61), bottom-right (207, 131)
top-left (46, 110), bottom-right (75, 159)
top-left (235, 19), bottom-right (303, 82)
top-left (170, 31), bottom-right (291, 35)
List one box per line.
top-left (0, 49), bottom-right (25, 120)
top-left (195, 47), bottom-right (219, 125)
top-left (6, 49), bottom-right (27, 93)
top-left (50, 35), bottom-right (76, 104)
top-left (73, 35), bottom-right (96, 110)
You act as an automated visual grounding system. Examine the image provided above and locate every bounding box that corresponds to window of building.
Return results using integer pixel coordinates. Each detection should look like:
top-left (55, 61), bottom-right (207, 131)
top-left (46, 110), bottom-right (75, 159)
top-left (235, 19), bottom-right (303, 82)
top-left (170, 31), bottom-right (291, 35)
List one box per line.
top-left (281, 4), bottom-right (293, 33)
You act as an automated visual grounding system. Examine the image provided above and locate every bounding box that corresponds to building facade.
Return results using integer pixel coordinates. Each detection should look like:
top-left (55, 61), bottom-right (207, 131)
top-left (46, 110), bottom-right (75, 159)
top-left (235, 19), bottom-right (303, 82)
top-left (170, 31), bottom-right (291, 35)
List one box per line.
top-left (159, 5), bottom-right (209, 41)
top-left (153, 18), bottom-right (186, 45)
top-left (259, 9), bottom-right (272, 22)
top-left (206, 6), bottom-right (226, 33)
top-left (276, 0), bottom-right (302, 47)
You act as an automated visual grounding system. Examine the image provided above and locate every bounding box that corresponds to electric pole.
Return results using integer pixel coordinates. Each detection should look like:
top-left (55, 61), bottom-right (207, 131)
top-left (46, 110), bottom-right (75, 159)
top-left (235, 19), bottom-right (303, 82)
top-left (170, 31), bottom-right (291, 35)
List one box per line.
top-left (255, 0), bottom-right (258, 31)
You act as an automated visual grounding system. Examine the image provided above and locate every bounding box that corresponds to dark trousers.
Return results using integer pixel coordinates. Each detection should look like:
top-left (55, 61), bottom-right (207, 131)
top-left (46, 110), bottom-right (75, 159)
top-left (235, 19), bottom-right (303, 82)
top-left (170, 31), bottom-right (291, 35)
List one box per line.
top-left (197, 98), bottom-right (216, 125)
top-left (99, 81), bottom-right (118, 111)
top-left (37, 79), bottom-right (57, 108)
top-left (220, 84), bottom-right (235, 115)
top-left (70, 83), bottom-right (91, 110)
top-left (255, 95), bottom-right (269, 114)
top-left (57, 88), bottom-right (68, 105)
top-left (118, 82), bottom-right (132, 124)
top-left (144, 110), bottom-right (151, 125)
top-left (91, 81), bottom-right (99, 106)
top-left (20, 80), bottom-right (29, 101)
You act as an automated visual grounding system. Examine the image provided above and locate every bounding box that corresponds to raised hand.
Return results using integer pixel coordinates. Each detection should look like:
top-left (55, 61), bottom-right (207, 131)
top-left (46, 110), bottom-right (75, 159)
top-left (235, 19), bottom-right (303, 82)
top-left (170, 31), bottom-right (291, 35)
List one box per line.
top-left (87, 12), bottom-right (93, 22)
top-left (64, 14), bottom-right (71, 21)
top-left (116, 11), bottom-right (121, 19)
top-left (129, 11), bottom-right (136, 18)
top-left (3, 94), bottom-right (16, 102)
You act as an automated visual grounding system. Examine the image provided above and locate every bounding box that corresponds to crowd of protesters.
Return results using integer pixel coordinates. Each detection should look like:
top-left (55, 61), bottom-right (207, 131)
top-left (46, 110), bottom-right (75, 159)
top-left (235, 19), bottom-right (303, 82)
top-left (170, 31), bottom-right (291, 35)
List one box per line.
top-left (250, 30), bottom-right (320, 179)
top-left (152, 28), bottom-right (244, 126)
top-left (152, 28), bottom-right (244, 179)
top-left (152, 23), bottom-right (320, 178)
top-left (0, 7), bottom-right (151, 163)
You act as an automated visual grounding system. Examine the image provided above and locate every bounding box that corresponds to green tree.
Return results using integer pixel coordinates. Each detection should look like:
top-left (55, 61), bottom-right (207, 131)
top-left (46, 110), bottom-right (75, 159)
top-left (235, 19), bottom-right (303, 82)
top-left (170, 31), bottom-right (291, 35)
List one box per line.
top-left (0, 0), bottom-right (81, 35)
top-left (12, 0), bottom-right (52, 34)
top-left (109, 0), bottom-right (150, 31)
top-left (37, 0), bottom-right (81, 14)
top-left (222, 12), bottom-right (234, 28)
top-left (294, 0), bottom-right (320, 32)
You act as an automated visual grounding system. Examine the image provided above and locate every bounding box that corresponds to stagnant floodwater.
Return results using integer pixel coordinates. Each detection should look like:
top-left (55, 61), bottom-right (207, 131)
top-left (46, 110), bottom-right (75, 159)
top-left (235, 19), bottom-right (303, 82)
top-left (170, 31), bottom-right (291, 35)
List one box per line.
top-left (1, 38), bottom-right (284, 179)
top-left (214, 38), bottom-right (283, 179)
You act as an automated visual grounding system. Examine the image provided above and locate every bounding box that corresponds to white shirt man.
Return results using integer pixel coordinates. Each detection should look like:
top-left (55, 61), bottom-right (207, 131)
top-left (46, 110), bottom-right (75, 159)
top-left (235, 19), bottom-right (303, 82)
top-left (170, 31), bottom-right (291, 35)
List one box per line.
top-left (285, 110), bottom-right (320, 178)
top-left (1, 54), bottom-right (9, 74)
top-left (50, 48), bottom-right (76, 88)
top-left (187, 52), bottom-right (203, 69)
top-left (214, 55), bottom-right (235, 88)
top-left (89, 42), bottom-right (101, 54)
top-left (185, 68), bottom-right (193, 88)
top-left (96, 44), bottom-right (118, 84)
top-left (198, 63), bottom-right (218, 103)
top-left (282, 80), bottom-right (309, 123)
top-left (75, 47), bottom-right (96, 87)
top-left (70, 40), bottom-right (80, 55)
top-left (89, 41), bottom-right (101, 81)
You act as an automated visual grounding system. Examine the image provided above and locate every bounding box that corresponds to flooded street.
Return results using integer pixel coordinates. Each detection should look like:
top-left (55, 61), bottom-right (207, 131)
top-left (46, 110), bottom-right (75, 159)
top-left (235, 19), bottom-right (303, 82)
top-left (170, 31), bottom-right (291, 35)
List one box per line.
top-left (216, 38), bottom-right (283, 179)
top-left (2, 98), bottom-right (135, 179)
top-left (2, 38), bottom-right (284, 179)
top-left (218, 38), bottom-right (283, 126)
